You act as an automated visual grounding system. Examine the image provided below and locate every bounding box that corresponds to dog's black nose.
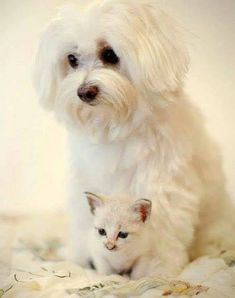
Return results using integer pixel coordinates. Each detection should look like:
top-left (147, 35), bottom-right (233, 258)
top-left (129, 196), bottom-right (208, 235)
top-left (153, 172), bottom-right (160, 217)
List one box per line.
top-left (77, 85), bottom-right (99, 103)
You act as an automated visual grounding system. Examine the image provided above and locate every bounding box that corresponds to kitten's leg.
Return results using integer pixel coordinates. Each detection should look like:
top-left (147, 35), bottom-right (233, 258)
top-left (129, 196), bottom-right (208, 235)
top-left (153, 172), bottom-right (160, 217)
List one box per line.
top-left (155, 242), bottom-right (189, 278)
top-left (131, 240), bottom-right (188, 279)
top-left (93, 257), bottom-right (114, 276)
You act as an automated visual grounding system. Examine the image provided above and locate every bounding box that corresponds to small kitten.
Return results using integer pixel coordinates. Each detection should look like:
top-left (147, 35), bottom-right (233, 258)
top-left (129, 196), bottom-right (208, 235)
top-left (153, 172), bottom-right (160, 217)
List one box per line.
top-left (85, 192), bottom-right (152, 279)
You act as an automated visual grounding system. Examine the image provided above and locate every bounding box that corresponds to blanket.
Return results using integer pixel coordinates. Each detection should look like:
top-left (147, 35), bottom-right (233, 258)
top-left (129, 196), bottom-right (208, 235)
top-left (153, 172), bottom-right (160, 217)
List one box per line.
top-left (1, 212), bottom-right (235, 298)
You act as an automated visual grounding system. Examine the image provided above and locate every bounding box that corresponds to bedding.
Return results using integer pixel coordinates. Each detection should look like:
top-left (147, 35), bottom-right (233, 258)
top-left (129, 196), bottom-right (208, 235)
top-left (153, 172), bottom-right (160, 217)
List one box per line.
top-left (1, 212), bottom-right (235, 298)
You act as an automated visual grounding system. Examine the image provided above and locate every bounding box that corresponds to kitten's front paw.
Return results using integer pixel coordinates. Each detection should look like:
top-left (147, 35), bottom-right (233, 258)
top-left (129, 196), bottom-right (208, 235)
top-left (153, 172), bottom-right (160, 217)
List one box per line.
top-left (105, 274), bottom-right (129, 283)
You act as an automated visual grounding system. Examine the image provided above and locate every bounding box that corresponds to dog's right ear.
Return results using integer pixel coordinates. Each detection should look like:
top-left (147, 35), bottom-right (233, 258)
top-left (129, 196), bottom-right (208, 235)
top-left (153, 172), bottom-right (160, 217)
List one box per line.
top-left (33, 20), bottom-right (66, 110)
top-left (85, 192), bottom-right (105, 215)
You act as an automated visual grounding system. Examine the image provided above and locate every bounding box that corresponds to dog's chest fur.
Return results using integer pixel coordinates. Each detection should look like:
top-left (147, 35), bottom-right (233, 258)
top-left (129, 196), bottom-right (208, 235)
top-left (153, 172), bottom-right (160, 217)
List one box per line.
top-left (69, 132), bottom-right (157, 197)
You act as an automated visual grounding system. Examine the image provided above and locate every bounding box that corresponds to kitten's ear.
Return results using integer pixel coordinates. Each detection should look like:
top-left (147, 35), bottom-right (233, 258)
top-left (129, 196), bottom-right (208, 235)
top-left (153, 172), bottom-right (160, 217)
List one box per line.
top-left (132, 199), bottom-right (152, 223)
top-left (85, 192), bottom-right (105, 215)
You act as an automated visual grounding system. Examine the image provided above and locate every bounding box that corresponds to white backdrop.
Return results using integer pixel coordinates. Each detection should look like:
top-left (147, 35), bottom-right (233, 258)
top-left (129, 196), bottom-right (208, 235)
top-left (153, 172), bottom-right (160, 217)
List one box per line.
top-left (0, 0), bottom-right (234, 213)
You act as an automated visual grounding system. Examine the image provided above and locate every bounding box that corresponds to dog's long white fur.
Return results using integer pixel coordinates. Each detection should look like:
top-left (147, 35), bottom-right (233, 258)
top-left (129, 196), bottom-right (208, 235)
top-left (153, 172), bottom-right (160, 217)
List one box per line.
top-left (34, 0), bottom-right (235, 277)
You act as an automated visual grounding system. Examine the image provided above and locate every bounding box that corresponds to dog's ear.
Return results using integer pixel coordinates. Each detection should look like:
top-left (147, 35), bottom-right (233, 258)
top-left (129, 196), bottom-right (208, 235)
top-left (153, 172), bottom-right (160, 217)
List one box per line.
top-left (33, 20), bottom-right (66, 110)
top-left (85, 192), bottom-right (105, 215)
top-left (131, 199), bottom-right (152, 223)
top-left (138, 4), bottom-right (189, 93)
top-left (115, 1), bottom-right (189, 94)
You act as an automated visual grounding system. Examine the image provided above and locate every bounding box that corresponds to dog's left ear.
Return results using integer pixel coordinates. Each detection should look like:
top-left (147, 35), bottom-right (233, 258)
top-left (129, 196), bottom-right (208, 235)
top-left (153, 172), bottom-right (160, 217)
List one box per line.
top-left (130, 3), bottom-right (189, 93)
top-left (33, 20), bottom-right (66, 110)
top-left (132, 199), bottom-right (152, 223)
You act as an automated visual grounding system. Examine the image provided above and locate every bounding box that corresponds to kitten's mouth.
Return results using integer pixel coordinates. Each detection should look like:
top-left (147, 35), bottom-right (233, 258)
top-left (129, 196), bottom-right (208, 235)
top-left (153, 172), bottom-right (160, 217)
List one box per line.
top-left (105, 244), bottom-right (117, 251)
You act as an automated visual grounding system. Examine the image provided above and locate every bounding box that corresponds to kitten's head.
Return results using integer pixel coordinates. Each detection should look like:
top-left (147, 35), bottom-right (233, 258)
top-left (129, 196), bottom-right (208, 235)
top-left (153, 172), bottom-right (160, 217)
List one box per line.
top-left (85, 192), bottom-right (152, 251)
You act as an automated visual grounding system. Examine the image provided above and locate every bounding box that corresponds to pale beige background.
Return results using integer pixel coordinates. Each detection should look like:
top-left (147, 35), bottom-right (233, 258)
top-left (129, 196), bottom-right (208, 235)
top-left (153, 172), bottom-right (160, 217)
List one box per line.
top-left (0, 0), bottom-right (234, 213)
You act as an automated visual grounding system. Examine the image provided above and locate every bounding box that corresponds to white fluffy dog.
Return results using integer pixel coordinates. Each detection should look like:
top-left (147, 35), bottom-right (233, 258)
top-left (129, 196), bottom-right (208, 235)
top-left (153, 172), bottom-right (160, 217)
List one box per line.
top-left (34, 0), bottom-right (235, 277)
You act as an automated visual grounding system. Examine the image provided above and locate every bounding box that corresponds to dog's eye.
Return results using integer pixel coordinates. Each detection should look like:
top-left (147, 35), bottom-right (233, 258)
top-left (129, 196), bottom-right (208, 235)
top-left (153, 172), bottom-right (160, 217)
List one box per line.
top-left (101, 48), bottom-right (119, 65)
top-left (98, 228), bottom-right (106, 236)
top-left (118, 232), bottom-right (128, 239)
top-left (67, 54), bottom-right (79, 68)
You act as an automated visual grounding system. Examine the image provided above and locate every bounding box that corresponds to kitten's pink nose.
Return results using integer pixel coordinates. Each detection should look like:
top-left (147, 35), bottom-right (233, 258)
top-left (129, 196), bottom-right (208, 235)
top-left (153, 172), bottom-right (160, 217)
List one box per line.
top-left (105, 241), bottom-right (116, 251)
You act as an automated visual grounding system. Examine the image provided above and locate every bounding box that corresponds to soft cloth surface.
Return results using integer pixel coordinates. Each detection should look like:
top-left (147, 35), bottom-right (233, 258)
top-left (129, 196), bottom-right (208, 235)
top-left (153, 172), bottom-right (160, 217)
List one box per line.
top-left (1, 213), bottom-right (235, 298)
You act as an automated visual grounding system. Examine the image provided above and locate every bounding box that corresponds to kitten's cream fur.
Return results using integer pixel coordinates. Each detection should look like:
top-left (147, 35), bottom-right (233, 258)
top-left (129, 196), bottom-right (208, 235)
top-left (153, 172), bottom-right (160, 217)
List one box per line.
top-left (86, 192), bottom-right (179, 278)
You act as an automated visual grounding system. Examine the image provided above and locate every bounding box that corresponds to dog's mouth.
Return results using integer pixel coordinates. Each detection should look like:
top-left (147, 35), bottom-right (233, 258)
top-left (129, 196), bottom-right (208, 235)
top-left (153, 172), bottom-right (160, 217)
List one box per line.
top-left (86, 100), bottom-right (99, 107)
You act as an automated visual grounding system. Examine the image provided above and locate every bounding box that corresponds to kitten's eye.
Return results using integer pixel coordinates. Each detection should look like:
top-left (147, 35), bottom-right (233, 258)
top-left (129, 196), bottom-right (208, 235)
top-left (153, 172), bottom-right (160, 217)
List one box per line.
top-left (118, 232), bottom-right (128, 239)
top-left (101, 48), bottom-right (119, 65)
top-left (67, 54), bottom-right (79, 68)
top-left (98, 228), bottom-right (106, 236)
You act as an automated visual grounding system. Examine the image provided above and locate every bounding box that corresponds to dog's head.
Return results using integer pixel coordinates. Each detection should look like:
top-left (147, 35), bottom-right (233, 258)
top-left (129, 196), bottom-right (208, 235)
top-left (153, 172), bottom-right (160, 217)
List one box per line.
top-left (34, 0), bottom-right (189, 140)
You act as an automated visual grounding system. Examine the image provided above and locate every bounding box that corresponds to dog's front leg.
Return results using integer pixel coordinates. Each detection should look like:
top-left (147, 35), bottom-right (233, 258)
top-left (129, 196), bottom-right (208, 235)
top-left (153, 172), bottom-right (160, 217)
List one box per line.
top-left (66, 191), bottom-right (93, 268)
top-left (149, 186), bottom-right (200, 277)
top-left (132, 186), bottom-right (199, 279)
